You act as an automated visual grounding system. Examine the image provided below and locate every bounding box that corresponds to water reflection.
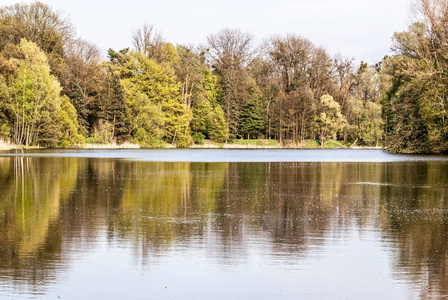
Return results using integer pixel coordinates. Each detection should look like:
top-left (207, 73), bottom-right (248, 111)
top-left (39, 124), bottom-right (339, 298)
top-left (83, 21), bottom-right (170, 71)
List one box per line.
top-left (0, 156), bottom-right (447, 298)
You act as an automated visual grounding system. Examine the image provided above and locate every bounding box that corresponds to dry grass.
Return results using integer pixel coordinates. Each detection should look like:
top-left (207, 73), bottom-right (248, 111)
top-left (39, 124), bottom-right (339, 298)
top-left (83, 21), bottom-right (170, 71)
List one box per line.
top-left (80, 142), bottom-right (141, 149)
top-left (190, 141), bottom-right (221, 148)
top-left (222, 143), bottom-right (278, 149)
top-left (0, 139), bottom-right (16, 150)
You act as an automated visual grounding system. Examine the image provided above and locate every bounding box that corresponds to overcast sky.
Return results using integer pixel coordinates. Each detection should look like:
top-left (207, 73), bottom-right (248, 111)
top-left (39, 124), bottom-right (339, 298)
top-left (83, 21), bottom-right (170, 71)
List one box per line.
top-left (3, 0), bottom-right (412, 64)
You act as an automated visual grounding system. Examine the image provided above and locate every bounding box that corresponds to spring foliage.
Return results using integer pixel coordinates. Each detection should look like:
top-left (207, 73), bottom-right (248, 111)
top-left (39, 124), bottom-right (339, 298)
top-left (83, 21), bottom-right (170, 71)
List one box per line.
top-left (2, 1), bottom-right (445, 152)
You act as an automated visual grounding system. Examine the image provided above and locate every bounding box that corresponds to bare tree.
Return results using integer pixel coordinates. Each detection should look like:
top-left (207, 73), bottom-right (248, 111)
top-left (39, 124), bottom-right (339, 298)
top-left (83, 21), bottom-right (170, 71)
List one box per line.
top-left (206, 28), bottom-right (254, 138)
top-left (132, 24), bottom-right (164, 60)
top-left (333, 54), bottom-right (355, 110)
top-left (67, 39), bottom-right (101, 64)
top-left (62, 39), bottom-right (103, 135)
top-left (308, 46), bottom-right (335, 99)
top-left (207, 28), bottom-right (254, 70)
top-left (263, 34), bottom-right (314, 93)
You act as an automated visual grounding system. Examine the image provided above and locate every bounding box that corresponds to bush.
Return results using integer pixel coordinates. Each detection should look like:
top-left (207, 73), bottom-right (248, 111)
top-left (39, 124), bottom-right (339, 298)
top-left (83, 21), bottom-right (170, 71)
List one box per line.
top-left (192, 132), bottom-right (205, 145)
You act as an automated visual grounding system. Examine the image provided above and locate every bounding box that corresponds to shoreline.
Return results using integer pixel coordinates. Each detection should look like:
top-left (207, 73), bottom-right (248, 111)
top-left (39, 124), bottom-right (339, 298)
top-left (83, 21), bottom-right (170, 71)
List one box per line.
top-left (0, 139), bottom-right (383, 151)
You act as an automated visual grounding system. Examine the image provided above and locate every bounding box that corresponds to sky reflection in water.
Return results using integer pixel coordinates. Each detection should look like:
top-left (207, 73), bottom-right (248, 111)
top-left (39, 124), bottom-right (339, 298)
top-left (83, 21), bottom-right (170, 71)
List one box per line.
top-left (2, 148), bottom-right (448, 162)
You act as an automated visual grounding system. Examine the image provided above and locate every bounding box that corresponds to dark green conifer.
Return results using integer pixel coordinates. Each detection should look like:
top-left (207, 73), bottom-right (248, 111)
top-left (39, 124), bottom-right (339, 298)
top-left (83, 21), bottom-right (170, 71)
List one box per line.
top-left (239, 98), bottom-right (265, 139)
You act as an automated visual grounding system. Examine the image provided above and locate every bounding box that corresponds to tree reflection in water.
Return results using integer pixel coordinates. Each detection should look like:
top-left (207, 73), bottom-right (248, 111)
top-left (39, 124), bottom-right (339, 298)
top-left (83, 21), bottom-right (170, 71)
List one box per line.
top-left (0, 157), bottom-right (447, 297)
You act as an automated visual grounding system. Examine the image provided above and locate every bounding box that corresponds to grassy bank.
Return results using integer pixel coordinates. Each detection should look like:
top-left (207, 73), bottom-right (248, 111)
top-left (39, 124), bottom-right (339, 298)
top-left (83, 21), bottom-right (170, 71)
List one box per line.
top-left (191, 139), bottom-right (352, 149)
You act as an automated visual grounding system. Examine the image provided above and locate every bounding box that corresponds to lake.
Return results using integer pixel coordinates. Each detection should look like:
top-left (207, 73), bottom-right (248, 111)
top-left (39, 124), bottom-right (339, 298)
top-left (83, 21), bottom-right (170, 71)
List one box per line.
top-left (0, 149), bottom-right (447, 299)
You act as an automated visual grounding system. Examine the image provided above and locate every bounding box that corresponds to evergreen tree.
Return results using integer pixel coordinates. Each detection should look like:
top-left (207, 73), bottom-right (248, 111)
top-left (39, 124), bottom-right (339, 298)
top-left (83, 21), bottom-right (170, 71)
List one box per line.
top-left (108, 71), bottom-right (129, 142)
top-left (61, 39), bottom-right (104, 138)
top-left (99, 68), bottom-right (130, 143)
top-left (239, 98), bottom-right (265, 139)
top-left (68, 80), bottom-right (90, 136)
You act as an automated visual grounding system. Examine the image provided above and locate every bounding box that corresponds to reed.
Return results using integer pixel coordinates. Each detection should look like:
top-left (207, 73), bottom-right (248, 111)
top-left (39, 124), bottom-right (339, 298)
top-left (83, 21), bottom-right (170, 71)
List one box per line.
top-left (0, 139), bottom-right (16, 150)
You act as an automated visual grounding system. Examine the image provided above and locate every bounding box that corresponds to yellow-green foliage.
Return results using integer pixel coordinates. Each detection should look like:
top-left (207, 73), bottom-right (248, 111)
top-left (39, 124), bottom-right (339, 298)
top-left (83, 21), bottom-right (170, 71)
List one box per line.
top-left (119, 52), bottom-right (191, 147)
top-left (58, 95), bottom-right (85, 146)
top-left (190, 71), bottom-right (228, 143)
top-left (316, 94), bottom-right (346, 146)
top-left (6, 39), bottom-right (81, 147)
top-left (346, 96), bottom-right (383, 146)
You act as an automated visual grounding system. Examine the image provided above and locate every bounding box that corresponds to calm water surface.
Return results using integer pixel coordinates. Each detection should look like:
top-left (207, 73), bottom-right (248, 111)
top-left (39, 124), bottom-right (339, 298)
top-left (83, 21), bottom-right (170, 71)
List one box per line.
top-left (0, 149), bottom-right (447, 299)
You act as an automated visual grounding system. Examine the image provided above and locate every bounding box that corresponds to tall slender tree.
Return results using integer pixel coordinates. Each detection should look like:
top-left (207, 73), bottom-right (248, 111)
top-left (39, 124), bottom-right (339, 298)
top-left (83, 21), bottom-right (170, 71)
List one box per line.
top-left (207, 28), bottom-right (254, 139)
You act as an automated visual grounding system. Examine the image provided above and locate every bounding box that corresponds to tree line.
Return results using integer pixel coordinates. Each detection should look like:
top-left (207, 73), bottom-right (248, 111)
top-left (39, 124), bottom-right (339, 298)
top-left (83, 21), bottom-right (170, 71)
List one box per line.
top-left (0, 0), bottom-right (446, 153)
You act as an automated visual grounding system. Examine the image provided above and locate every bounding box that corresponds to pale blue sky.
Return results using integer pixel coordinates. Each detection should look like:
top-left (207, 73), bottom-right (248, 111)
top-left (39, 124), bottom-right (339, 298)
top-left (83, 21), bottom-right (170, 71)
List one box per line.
top-left (3, 0), bottom-right (412, 63)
